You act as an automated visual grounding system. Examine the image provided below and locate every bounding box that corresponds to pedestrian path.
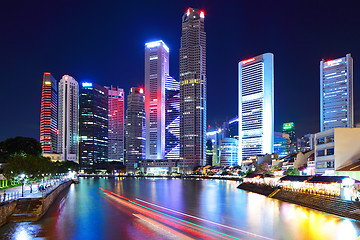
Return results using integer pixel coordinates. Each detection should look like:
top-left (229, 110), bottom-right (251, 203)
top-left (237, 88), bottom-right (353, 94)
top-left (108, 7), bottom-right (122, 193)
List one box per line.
top-left (0, 180), bottom-right (66, 202)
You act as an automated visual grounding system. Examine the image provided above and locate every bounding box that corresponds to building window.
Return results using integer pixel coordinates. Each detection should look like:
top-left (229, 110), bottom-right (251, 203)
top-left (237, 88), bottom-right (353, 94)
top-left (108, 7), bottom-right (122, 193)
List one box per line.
top-left (327, 161), bottom-right (334, 168)
top-left (325, 135), bottom-right (334, 143)
top-left (317, 138), bottom-right (325, 145)
top-left (317, 150), bottom-right (325, 157)
top-left (326, 148), bottom-right (334, 156)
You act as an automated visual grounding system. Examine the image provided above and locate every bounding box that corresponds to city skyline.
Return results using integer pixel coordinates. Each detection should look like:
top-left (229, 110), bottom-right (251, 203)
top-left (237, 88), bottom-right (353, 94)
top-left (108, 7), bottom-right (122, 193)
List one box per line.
top-left (2, 1), bottom-right (360, 141)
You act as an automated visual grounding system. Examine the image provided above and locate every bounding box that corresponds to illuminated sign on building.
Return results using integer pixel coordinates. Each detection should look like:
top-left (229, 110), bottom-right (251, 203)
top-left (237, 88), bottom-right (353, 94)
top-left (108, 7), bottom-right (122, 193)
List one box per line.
top-left (283, 122), bottom-right (294, 130)
top-left (82, 82), bottom-right (93, 88)
top-left (242, 58), bottom-right (256, 65)
top-left (44, 81), bottom-right (51, 85)
top-left (200, 11), bottom-right (205, 18)
top-left (180, 79), bottom-right (202, 85)
top-left (324, 58), bottom-right (345, 67)
top-left (145, 40), bottom-right (169, 52)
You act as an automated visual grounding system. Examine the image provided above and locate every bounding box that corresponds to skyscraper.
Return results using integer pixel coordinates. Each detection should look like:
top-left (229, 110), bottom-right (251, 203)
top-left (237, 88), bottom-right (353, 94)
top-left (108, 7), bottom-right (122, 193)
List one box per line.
top-left (238, 53), bottom-right (274, 161)
top-left (165, 75), bottom-right (180, 159)
top-left (106, 86), bottom-right (125, 162)
top-left (219, 138), bottom-right (239, 167)
top-left (282, 122), bottom-right (296, 153)
top-left (144, 40), bottom-right (169, 160)
top-left (58, 75), bottom-right (79, 162)
top-left (179, 7), bottom-right (206, 167)
top-left (125, 87), bottom-right (145, 172)
top-left (40, 72), bottom-right (58, 154)
top-left (274, 132), bottom-right (290, 158)
top-left (320, 54), bottom-right (353, 131)
top-left (79, 82), bottom-right (108, 169)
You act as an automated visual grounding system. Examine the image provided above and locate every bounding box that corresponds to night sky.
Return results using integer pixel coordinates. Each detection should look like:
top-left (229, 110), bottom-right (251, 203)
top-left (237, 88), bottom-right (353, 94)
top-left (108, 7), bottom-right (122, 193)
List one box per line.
top-left (1, 0), bottom-right (360, 141)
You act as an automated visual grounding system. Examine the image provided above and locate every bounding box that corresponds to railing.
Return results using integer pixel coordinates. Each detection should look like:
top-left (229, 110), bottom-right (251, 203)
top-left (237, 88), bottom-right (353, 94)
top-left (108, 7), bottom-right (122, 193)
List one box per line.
top-left (0, 191), bottom-right (22, 203)
top-left (0, 179), bottom-right (71, 204)
top-left (40, 179), bottom-right (70, 198)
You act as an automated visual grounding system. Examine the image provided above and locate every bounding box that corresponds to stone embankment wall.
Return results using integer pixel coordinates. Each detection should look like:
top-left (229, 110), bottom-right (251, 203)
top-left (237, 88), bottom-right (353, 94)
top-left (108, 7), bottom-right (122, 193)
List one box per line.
top-left (1, 180), bottom-right (73, 225)
top-left (238, 182), bottom-right (360, 221)
top-left (40, 180), bottom-right (72, 218)
top-left (0, 200), bottom-right (17, 226)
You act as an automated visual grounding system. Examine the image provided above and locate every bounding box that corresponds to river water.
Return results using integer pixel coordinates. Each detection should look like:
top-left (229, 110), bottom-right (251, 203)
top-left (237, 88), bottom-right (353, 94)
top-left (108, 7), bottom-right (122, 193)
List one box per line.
top-left (0, 177), bottom-right (359, 240)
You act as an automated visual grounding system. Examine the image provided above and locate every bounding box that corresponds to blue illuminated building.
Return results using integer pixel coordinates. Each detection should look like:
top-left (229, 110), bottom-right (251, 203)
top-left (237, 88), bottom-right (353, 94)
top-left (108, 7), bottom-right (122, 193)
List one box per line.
top-left (238, 53), bottom-right (274, 161)
top-left (165, 75), bottom-right (180, 159)
top-left (274, 132), bottom-right (290, 158)
top-left (79, 82), bottom-right (108, 170)
top-left (320, 54), bottom-right (353, 131)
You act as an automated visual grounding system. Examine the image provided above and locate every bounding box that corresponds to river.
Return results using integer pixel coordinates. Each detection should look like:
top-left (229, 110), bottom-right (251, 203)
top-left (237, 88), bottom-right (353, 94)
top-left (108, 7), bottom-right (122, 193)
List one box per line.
top-left (0, 177), bottom-right (359, 240)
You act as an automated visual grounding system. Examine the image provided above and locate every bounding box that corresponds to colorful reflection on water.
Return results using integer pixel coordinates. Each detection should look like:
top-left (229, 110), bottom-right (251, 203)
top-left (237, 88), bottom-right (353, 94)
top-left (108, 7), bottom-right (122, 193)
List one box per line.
top-left (0, 178), bottom-right (359, 240)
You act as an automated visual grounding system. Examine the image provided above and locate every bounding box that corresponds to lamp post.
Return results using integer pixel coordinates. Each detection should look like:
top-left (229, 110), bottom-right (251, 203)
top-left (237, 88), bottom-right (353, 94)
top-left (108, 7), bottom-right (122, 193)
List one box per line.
top-left (19, 174), bottom-right (25, 197)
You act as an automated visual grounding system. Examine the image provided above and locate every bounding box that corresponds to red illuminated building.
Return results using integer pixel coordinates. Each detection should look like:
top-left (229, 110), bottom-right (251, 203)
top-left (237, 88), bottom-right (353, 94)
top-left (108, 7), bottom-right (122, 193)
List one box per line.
top-left (40, 72), bottom-right (58, 153)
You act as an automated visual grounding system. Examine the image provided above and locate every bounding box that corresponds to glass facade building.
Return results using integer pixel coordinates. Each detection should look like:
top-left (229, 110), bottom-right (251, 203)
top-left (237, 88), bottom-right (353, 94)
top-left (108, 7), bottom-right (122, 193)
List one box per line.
top-left (165, 75), bottom-right (180, 159)
top-left (219, 138), bottom-right (239, 167)
top-left (125, 87), bottom-right (146, 172)
top-left (145, 40), bottom-right (169, 160)
top-left (106, 86), bottom-right (125, 162)
top-left (40, 72), bottom-right (58, 154)
top-left (282, 122), bottom-right (296, 153)
top-left (79, 82), bottom-right (108, 168)
top-left (274, 132), bottom-right (290, 158)
top-left (179, 8), bottom-right (207, 167)
top-left (238, 53), bottom-right (274, 161)
top-left (320, 54), bottom-right (353, 131)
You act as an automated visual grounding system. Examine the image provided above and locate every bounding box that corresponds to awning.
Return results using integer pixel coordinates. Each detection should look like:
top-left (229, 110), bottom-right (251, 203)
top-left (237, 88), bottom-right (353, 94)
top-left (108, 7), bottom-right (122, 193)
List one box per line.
top-left (306, 175), bottom-right (360, 184)
top-left (280, 175), bottom-right (313, 182)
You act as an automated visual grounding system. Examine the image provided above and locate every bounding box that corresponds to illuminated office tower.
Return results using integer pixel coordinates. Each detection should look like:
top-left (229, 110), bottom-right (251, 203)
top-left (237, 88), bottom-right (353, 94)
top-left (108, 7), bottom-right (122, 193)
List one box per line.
top-left (179, 7), bottom-right (206, 167)
top-left (320, 54), bottom-right (353, 131)
top-left (106, 86), bottom-right (125, 162)
top-left (144, 40), bottom-right (169, 159)
top-left (40, 72), bottom-right (58, 154)
top-left (125, 87), bottom-right (146, 172)
top-left (282, 122), bottom-right (296, 153)
top-left (165, 75), bottom-right (180, 159)
top-left (58, 75), bottom-right (79, 162)
top-left (79, 82), bottom-right (108, 169)
top-left (238, 53), bottom-right (274, 161)
top-left (274, 132), bottom-right (290, 158)
top-left (219, 138), bottom-right (239, 167)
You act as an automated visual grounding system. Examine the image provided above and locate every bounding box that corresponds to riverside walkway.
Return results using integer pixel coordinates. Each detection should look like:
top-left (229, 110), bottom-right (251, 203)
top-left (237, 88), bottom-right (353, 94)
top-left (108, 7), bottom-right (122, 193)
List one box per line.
top-left (0, 179), bottom-right (68, 203)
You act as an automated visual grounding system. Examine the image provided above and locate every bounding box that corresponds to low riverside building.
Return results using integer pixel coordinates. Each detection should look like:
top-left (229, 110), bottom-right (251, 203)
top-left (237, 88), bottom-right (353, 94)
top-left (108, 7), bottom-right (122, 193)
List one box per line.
top-left (42, 153), bottom-right (62, 162)
top-left (138, 159), bottom-right (180, 175)
top-left (279, 175), bottom-right (359, 201)
top-left (314, 128), bottom-right (360, 177)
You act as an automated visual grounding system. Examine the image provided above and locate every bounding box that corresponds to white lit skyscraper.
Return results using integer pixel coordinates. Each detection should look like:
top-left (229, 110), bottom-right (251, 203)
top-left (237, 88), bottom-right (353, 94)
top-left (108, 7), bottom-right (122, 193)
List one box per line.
top-left (238, 53), bottom-right (274, 161)
top-left (179, 8), bottom-right (206, 167)
top-left (320, 54), bottom-right (353, 131)
top-left (58, 75), bottom-right (79, 162)
top-left (145, 40), bottom-right (169, 160)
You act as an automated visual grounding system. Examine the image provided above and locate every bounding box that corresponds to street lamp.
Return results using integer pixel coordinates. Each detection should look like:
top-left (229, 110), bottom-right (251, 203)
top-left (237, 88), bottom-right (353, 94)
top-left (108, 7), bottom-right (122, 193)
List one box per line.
top-left (19, 174), bottom-right (25, 197)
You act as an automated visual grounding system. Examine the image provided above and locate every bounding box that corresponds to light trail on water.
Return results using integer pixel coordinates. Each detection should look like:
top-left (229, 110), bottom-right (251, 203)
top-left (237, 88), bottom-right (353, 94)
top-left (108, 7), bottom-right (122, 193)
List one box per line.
top-left (100, 188), bottom-right (272, 240)
top-left (135, 197), bottom-right (274, 240)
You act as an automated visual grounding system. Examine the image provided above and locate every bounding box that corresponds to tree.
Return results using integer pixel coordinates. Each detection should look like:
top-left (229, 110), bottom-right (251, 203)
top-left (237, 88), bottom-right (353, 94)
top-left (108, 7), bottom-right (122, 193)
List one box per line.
top-left (3, 155), bottom-right (55, 192)
top-left (0, 137), bottom-right (42, 161)
top-left (284, 167), bottom-right (300, 176)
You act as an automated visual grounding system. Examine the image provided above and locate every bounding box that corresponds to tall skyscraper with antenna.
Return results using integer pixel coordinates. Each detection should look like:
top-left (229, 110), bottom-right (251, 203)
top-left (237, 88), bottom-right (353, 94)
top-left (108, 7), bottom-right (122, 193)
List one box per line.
top-left (179, 7), bottom-right (206, 167)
